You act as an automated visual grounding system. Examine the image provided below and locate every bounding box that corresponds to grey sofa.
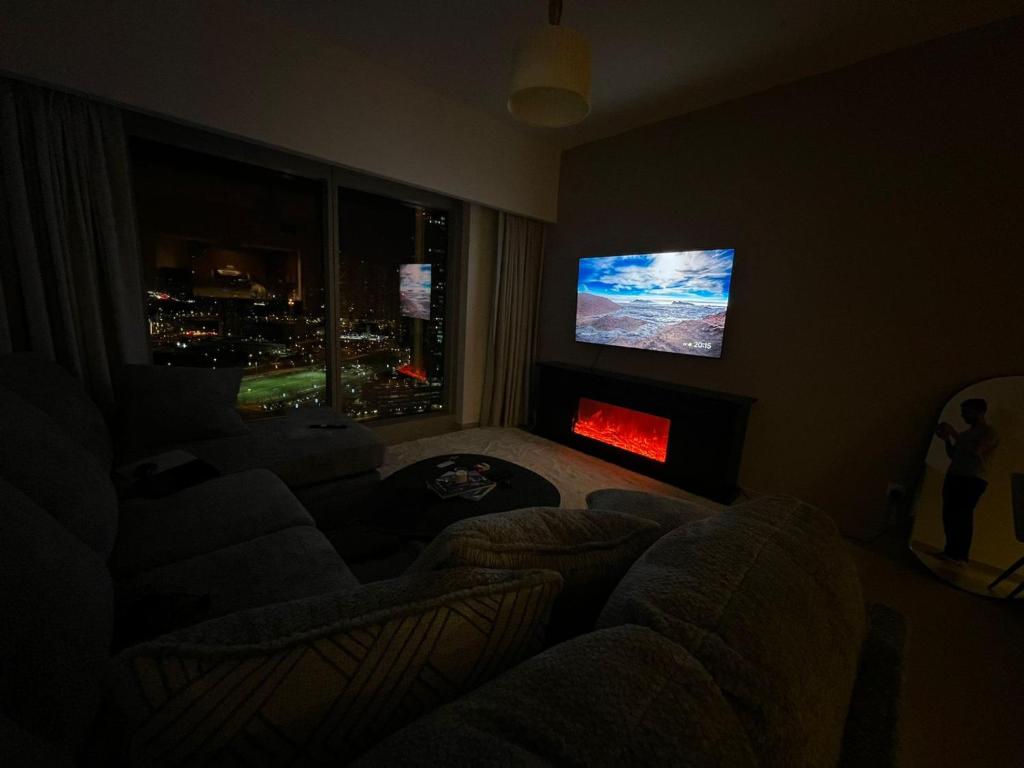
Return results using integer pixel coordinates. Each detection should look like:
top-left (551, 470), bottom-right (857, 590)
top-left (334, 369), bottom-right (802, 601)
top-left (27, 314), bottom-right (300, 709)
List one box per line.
top-left (0, 357), bottom-right (905, 766)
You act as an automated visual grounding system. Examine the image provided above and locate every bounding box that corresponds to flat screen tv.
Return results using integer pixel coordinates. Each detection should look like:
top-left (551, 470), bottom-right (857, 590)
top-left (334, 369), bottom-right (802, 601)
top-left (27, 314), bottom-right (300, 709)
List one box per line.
top-left (575, 249), bottom-right (734, 358)
top-left (399, 263), bottom-right (431, 320)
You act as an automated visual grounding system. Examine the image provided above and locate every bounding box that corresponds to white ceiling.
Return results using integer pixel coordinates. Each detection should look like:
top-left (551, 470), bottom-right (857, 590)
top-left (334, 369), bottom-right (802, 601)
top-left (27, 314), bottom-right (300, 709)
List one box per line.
top-left (250, 0), bottom-right (1024, 148)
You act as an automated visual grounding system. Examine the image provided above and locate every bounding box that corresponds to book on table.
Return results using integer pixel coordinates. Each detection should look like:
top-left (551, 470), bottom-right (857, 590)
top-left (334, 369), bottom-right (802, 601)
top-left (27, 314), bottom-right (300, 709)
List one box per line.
top-left (427, 469), bottom-right (496, 500)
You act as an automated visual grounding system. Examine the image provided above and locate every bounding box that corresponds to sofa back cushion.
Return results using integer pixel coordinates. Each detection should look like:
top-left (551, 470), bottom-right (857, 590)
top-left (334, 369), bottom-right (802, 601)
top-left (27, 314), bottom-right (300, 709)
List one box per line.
top-left (0, 386), bottom-right (118, 556)
top-left (0, 479), bottom-right (114, 755)
top-left (107, 568), bottom-right (562, 766)
top-left (0, 353), bottom-right (114, 469)
top-left (408, 507), bottom-right (661, 640)
top-left (115, 364), bottom-right (248, 455)
top-left (597, 496), bottom-right (866, 768)
top-left (353, 624), bottom-right (758, 767)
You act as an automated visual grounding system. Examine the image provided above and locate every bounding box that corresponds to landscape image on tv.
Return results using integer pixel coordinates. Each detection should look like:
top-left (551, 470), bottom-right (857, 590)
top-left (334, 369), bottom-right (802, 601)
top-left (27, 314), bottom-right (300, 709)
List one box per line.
top-left (575, 250), bottom-right (734, 358)
top-left (399, 263), bottom-right (431, 320)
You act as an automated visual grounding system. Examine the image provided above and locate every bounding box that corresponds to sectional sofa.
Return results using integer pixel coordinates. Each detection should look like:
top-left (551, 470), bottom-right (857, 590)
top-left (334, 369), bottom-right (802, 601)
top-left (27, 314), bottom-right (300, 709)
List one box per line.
top-left (0, 355), bottom-right (906, 766)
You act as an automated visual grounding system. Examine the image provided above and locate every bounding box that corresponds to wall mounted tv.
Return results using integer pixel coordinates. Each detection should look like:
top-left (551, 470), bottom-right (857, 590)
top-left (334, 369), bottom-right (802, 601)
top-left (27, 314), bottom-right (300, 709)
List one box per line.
top-left (575, 249), bottom-right (734, 358)
top-left (399, 263), bottom-right (432, 320)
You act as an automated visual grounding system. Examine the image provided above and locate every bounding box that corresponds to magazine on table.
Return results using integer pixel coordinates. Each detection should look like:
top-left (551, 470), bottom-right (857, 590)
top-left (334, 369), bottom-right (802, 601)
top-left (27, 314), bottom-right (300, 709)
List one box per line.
top-left (427, 469), bottom-right (496, 500)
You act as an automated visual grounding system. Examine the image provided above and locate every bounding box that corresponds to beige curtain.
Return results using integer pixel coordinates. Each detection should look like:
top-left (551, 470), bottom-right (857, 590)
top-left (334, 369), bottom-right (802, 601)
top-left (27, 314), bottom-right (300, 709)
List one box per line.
top-left (0, 79), bottom-right (148, 406)
top-left (480, 212), bottom-right (545, 427)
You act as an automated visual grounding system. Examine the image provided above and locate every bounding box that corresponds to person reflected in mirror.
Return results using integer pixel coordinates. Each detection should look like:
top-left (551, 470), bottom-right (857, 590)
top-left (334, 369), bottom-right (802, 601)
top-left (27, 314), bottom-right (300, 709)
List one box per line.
top-left (935, 398), bottom-right (998, 565)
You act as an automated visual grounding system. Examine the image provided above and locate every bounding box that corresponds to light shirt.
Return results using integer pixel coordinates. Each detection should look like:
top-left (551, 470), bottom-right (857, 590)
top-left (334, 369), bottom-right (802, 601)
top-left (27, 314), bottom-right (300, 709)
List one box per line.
top-left (948, 424), bottom-right (998, 479)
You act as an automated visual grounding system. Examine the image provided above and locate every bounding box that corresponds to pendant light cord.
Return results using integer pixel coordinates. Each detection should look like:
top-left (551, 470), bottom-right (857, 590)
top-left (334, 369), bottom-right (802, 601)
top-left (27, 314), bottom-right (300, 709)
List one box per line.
top-left (549, 0), bottom-right (562, 25)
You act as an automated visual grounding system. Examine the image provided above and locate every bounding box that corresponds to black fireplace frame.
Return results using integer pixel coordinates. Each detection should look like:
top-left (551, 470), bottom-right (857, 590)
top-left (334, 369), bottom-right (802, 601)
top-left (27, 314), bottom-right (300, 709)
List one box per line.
top-left (533, 362), bottom-right (755, 503)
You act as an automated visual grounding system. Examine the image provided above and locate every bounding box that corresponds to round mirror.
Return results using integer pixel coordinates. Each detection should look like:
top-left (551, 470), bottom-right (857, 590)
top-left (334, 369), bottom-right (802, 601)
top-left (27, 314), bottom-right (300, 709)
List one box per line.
top-left (909, 376), bottom-right (1024, 598)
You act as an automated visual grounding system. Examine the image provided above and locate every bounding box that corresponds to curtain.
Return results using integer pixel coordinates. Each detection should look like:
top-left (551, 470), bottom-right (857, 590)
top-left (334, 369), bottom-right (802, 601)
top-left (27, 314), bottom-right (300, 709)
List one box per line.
top-left (0, 79), bottom-right (148, 407)
top-left (480, 212), bottom-right (546, 427)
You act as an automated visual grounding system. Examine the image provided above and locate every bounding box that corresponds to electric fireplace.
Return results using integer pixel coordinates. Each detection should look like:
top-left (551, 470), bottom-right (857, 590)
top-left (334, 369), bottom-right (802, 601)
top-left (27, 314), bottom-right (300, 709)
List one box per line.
top-left (535, 362), bottom-right (755, 503)
top-left (572, 398), bottom-right (670, 463)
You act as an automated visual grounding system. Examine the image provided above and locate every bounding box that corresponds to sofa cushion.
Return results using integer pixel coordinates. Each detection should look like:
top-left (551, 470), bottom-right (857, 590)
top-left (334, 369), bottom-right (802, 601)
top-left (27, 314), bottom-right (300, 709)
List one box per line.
top-left (115, 526), bottom-right (358, 624)
top-left (108, 568), bottom-right (563, 766)
top-left (0, 353), bottom-right (114, 469)
top-left (0, 714), bottom-right (75, 768)
top-left (587, 488), bottom-right (718, 532)
top-left (408, 507), bottom-right (661, 640)
top-left (0, 385), bottom-right (118, 557)
top-left (179, 407), bottom-right (385, 486)
top-left (597, 495), bottom-right (867, 768)
top-left (111, 469), bottom-right (316, 575)
top-left (0, 479), bottom-right (114, 754)
top-left (116, 364), bottom-right (247, 454)
top-left (353, 624), bottom-right (758, 767)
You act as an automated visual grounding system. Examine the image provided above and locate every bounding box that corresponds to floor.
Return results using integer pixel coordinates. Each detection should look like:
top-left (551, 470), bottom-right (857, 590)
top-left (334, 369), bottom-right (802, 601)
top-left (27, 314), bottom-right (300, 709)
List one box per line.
top-left (380, 426), bottom-right (1024, 768)
top-left (380, 426), bottom-right (714, 509)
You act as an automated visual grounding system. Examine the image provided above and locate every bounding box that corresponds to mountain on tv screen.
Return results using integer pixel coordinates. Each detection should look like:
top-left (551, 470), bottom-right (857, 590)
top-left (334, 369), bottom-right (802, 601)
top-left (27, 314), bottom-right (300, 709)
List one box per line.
top-left (399, 263), bottom-right (431, 320)
top-left (575, 250), bottom-right (734, 358)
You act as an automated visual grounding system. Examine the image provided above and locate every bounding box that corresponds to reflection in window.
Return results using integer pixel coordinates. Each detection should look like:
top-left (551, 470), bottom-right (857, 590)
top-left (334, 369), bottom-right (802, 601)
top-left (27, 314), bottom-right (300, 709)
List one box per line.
top-left (336, 188), bottom-right (448, 420)
top-left (132, 140), bottom-right (327, 416)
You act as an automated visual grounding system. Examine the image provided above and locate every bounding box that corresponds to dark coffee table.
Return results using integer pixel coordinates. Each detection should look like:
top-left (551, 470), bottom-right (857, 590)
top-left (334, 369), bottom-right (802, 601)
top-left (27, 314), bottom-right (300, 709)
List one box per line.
top-left (365, 454), bottom-right (560, 540)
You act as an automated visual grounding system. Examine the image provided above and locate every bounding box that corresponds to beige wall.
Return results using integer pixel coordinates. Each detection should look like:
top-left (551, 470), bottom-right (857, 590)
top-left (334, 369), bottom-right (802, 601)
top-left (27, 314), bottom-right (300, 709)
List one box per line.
top-left (456, 205), bottom-right (499, 427)
top-left (0, 0), bottom-right (560, 222)
top-left (540, 17), bottom-right (1024, 535)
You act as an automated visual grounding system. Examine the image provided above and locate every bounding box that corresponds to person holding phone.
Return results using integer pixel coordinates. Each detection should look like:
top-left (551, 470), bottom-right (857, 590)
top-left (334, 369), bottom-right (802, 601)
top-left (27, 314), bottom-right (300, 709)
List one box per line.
top-left (935, 398), bottom-right (998, 564)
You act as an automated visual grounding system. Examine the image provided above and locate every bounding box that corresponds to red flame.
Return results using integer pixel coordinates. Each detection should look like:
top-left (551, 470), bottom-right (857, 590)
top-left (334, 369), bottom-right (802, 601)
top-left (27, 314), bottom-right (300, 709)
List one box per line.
top-left (396, 363), bottom-right (428, 382)
top-left (572, 398), bottom-right (670, 463)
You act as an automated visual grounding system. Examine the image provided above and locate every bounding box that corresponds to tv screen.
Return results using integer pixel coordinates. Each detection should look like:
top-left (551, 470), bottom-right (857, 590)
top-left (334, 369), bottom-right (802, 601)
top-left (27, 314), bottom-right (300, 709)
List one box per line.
top-left (399, 263), bottom-right (431, 320)
top-left (575, 250), bottom-right (734, 358)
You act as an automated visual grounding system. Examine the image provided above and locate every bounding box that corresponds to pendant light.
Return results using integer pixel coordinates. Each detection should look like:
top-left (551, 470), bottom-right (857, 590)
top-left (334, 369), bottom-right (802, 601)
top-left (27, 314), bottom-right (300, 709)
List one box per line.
top-left (508, 0), bottom-right (591, 127)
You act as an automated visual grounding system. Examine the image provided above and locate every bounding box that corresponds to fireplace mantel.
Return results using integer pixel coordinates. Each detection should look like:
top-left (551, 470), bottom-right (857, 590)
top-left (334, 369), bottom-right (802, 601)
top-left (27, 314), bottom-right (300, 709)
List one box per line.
top-left (533, 362), bottom-right (755, 503)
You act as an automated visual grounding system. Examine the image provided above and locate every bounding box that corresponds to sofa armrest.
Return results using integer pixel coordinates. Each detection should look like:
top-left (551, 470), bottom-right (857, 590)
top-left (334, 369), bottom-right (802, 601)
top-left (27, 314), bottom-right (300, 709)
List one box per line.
top-left (840, 602), bottom-right (909, 768)
top-left (106, 568), bottom-right (562, 767)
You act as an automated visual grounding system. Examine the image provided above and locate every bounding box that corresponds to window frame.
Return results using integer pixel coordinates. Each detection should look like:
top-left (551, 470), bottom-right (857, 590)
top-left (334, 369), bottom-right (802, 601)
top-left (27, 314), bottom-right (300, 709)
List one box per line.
top-left (125, 112), bottom-right (462, 424)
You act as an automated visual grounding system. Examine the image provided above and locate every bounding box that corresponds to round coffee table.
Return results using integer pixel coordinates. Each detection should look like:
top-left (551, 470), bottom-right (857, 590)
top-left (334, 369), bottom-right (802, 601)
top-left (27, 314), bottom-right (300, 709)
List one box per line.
top-left (366, 454), bottom-right (560, 540)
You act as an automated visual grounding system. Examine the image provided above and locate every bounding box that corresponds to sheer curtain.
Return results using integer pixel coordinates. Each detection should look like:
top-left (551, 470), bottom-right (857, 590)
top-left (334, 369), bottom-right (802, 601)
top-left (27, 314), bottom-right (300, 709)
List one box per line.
top-left (480, 212), bottom-right (546, 427)
top-left (0, 79), bottom-right (148, 406)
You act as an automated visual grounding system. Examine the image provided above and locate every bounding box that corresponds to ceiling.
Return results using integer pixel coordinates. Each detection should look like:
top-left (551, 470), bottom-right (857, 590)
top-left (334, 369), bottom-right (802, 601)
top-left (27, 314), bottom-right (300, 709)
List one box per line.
top-left (250, 0), bottom-right (1024, 148)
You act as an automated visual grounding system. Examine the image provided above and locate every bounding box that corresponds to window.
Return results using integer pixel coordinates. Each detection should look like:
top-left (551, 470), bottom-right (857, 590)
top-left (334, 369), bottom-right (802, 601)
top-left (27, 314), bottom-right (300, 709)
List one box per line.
top-left (131, 139), bottom-right (328, 416)
top-left (335, 188), bottom-right (449, 419)
top-left (130, 134), bottom-right (457, 423)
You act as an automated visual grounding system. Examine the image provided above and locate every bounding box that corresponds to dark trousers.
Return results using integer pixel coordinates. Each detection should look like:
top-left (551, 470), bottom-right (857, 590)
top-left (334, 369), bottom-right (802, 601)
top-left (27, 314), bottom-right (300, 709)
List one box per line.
top-left (941, 474), bottom-right (988, 561)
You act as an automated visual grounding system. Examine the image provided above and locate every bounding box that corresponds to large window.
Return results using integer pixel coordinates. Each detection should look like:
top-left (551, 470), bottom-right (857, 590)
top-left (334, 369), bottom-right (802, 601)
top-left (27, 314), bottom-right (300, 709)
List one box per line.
top-left (131, 139), bottom-right (328, 416)
top-left (130, 136), bottom-right (455, 422)
top-left (335, 188), bottom-right (449, 419)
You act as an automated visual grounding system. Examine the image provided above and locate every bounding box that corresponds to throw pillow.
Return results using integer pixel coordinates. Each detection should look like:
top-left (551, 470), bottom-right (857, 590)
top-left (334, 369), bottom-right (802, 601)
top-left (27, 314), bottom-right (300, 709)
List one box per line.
top-left (116, 365), bottom-right (248, 453)
top-left (0, 385), bottom-right (119, 557)
top-left (408, 506), bottom-right (661, 640)
top-left (0, 353), bottom-right (114, 469)
top-left (107, 568), bottom-right (562, 766)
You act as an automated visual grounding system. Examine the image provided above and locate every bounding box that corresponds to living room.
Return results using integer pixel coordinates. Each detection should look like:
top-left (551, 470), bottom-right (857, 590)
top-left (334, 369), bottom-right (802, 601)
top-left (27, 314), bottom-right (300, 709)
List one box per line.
top-left (2, 2), bottom-right (1023, 766)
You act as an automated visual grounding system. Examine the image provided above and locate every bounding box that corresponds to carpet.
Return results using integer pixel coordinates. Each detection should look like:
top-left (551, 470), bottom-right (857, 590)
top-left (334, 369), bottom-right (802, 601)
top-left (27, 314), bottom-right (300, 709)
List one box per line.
top-left (381, 427), bottom-right (720, 512)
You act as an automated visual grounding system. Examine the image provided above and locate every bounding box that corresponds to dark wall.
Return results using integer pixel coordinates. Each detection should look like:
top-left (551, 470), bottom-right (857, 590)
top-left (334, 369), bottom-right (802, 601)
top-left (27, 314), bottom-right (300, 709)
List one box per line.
top-left (540, 17), bottom-right (1024, 534)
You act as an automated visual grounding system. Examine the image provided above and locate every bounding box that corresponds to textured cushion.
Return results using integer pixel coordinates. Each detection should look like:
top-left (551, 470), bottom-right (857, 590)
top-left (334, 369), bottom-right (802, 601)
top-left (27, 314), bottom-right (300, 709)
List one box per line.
top-left (112, 469), bottom-right (315, 575)
top-left (180, 407), bottom-right (385, 486)
top-left (0, 479), bottom-right (114, 754)
top-left (116, 526), bottom-right (358, 623)
top-left (587, 488), bottom-right (718, 532)
top-left (0, 385), bottom-right (119, 556)
top-left (840, 604), bottom-right (908, 768)
top-left (354, 624), bottom-right (758, 767)
top-left (0, 353), bottom-right (114, 469)
top-left (409, 507), bottom-right (661, 640)
top-left (108, 568), bottom-right (562, 766)
top-left (116, 364), bottom-right (247, 453)
top-left (597, 496), bottom-right (867, 768)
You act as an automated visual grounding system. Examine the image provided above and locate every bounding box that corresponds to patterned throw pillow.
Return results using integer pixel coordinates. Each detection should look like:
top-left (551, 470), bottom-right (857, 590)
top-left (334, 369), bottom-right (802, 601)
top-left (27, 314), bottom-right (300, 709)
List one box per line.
top-left (408, 507), bottom-right (662, 641)
top-left (107, 568), bottom-right (561, 766)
